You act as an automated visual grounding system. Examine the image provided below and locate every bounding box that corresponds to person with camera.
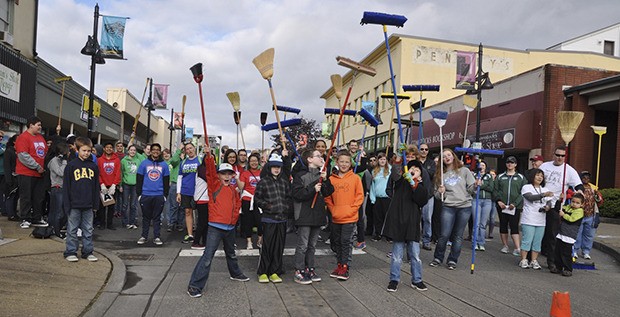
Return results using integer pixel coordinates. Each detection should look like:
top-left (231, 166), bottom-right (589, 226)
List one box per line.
top-left (519, 169), bottom-right (554, 269)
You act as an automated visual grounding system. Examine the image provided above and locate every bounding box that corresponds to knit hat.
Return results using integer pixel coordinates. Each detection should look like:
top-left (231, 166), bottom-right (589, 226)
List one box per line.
top-left (268, 153), bottom-right (283, 167)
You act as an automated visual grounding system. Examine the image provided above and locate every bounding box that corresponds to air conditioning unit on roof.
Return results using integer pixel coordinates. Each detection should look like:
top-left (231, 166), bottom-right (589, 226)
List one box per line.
top-left (0, 31), bottom-right (14, 46)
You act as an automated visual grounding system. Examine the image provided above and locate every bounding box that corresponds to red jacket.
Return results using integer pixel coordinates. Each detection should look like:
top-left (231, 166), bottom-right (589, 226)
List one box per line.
top-left (98, 153), bottom-right (121, 186)
top-left (15, 131), bottom-right (47, 177)
top-left (205, 154), bottom-right (241, 226)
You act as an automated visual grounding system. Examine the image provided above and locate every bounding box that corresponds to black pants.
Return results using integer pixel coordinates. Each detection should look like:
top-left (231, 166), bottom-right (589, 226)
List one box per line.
top-left (365, 201), bottom-right (374, 235)
top-left (373, 197), bottom-right (390, 236)
top-left (431, 197), bottom-right (442, 242)
top-left (18, 175), bottom-right (45, 222)
top-left (257, 221), bottom-right (286, 275)
top-left (98, 203), bottom-right (115, 228)
top-left (555, 239), bottom-right (574, 272)
top-left (139, 195), bottom-right (164, 239)
top-left (240, 200), bottom-right (262, 238)
top-left (356, 202), bottom-right (365, 243)
top-left (331, 223), bottom-right (355, 266)
top-left (194, 203), bottom-right (209, 245)
top-left (542, 210), bottom-right (560, 268)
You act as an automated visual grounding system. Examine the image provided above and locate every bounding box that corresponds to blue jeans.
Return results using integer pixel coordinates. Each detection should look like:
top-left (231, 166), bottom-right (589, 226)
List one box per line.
top-left (188, 225), bottom-right (244, 291)
top-left (574, 215), bottom-right (595, 255)
top-left (390, 241), bottom-right (422, 283)
top-left (139, 195), bottom-right (164, 239)
top-left (421, 198), bottom-right (434, 245)
top-left (167, 182), bottom-right (182, 226)
top-left (64, 208), bottom-right (94, 258)
top-left (474, 199), bottom-right (493, 247)
top-left (49, 187), bottom-right (64, 236)
top-left (122, 184), bottom-right (137, 226)
top-left (433, 206), bottom-right (472, 264)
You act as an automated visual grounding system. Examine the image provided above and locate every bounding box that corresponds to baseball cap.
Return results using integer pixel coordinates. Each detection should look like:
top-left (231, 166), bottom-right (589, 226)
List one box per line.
top-left (218, 163), bottom-right (234, 173)
top-left (268, 153), bottom-right (283, 167)
top-left (529, 154), bottom-right (543, 162)
top-left (506, 156), bottom-right (517, 163)
top-left (580, 170), bottom-right (591, 177)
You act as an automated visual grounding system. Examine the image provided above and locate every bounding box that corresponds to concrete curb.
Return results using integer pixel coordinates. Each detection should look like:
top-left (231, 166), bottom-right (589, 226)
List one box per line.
top-left (593, 241), bottom-right (620, 265)
top-left (82, 248), bottom-right (126, 317)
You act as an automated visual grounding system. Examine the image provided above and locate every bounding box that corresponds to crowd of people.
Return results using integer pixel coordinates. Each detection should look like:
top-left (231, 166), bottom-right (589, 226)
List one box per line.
top-left (0, 116), bottom-right (604, 298)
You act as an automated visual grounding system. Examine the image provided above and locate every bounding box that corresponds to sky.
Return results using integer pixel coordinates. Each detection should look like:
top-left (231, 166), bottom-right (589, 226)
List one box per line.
top-left (37, 0), bottom-right (620, 149)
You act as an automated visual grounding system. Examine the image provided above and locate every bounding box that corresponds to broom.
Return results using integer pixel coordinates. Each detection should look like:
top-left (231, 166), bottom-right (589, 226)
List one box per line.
top-left (253, 48), bottom-right (286, 149)
top-left (431, 110), bottom-right (448, 201)
top-left (331, 74), bottom-right (343, 147)
top-left (190, 63), bottom-right (209, 146)
top-left (54, 76), bottom-right (72, 135)
top-left (260, 112), bottom-right (268, 156)
top-left (557, 111), bottom-right (584, 203)
top-left (227, 92), bottom-right (246, 149)
top-left (461, 95), bottom-right (478, 147)
top-left (402, 85), bottom-right (441, 146)
top-left (129, 77), bottom-right (151, 146)
top-left (380, 93), bottom-right (410, 157)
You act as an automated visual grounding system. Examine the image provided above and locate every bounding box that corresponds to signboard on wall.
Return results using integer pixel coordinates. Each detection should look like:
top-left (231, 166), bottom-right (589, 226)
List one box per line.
top-left (0, 63), bottom-right (21, 102)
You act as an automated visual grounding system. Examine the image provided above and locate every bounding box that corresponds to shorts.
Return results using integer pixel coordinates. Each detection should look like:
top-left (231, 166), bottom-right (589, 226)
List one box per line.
top-left (180, 194), bottom-right (195, 209)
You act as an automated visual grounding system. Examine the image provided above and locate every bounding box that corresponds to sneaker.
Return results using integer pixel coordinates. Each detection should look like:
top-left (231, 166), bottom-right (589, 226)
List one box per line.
top-left (230, 274), bottom-right (250, 282)
top-left (422, 243), bottom-right (432, 251)
top-left (246, 243), bottom-right (254, 250)
top-left (549, 266), bottom-right (561, 274)
top-left (371, 235), bottom-right (382, 242)
top-left (512, 249), bottom-right (521, 257)
top-left (531, 260), bottom-right (542, 270)
top-left (294, 270), bottom-right (312, 285)
top-left (324, 238), bottom-right (330, 245)
top-left (447, 261), bottom-right (457, 270)
top-left (330, 264), bottom-right (343, 278)
top-left (131, 224), bottom-right (138, 229)
top-left (500, 245), bottom-right (509, 254)
top-left (87, 254), bottom-right (98, 262)
top-left (386, 252), bottom-right (392, 258)
top-left (474, 245), bottom-right (480, 251)
top-left (191, 243), bottom-right (205, 250)
top-left (20, 220), bottom-right (31, 229)
top-left (354, 241), bottom-right (366, 249)
top-left (166, 225), bottom-right (173, 232)
top-left (562, 270), bottom-right (573, 277)
top-left (478, 245), bottom-right (486, 251)
top-left (176, 225), bottom-right (184, 232)
top-left (337, 264), bottom-right (350, 280)
top-left (258, 274), bottom-right (269, 283)
top-left (411, 281), bottom-right (428, 291)
top-left (387, 280), bottom-right (398, 292)
top-left (182, 235), bottom-right (194, 244)
top-left (446, 241), bottom-right (452, 247)
top-left (126, 224), bottom-right (132, 229)
top-left (137, 237), bottom-right (147, 245)
top-left (65, 255), bottom-right (79, 262)
top-left (154, 238), bottom-right (163, 246)
top-left (519, 259), bottom-right (529, 269)
top-left (429, 259), bottom-right (441, 267)
top-left (187, 286), bottom-right (202, 298)
top-left (269, 273), bottom-right (283, 283)
top-left (307, 268), bottom-right (321, 282)
top-left (31, 219), bottom-right (49, 227)
top-left (584, 254), bottom-right (591, 260)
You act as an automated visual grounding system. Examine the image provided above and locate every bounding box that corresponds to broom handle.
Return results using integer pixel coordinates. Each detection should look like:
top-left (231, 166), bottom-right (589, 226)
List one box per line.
top-left (354, 124), bottom-right (368, 174)
top-left (267, 79), bottom-right (287, 149)
top-left (56, 81), bottom-right (67, 135)
top-left (471, 169), bottom-right (481, 274)
top-left (129, 77), bottom-right (151, 146)
top-left (439, 126), bottom-right (444, 201)
top-left (311, 74), bottom-right (357, 208)
top-left (560, 143), bottom-right (569, 205)
top-left (385, 104), bottom-right (395, 158)
top-left (198, 82), bottom-right (209, 144)
top-left (239, 121), bottom-right (247, 149)
top-left (382, 25), bottom-right (406, 167)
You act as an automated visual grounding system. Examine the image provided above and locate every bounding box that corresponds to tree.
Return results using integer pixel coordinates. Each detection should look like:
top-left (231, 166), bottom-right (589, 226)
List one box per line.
top-left (269, 117), bottom-right (322, 154)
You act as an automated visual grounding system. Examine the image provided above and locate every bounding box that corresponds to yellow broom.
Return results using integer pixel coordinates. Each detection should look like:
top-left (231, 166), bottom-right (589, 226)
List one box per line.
top-left (129, 77), bottom-right (151, 146)
top-left (557, 111), bottom-right (584, 201)
top-left (226, 91), bottom-right (246, 149)
top-left (252, 48), bottom-right (286, 149)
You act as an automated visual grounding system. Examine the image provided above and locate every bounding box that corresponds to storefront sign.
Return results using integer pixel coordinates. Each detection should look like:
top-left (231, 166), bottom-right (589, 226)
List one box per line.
top-left (466, 128), bottom-right (515, 150)
top-left (0, 63), bottom-right (21, 102)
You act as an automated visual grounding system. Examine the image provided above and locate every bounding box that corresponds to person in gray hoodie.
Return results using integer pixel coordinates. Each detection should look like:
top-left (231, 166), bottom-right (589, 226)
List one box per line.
top-left (48, 142), bottom-right (69, 237)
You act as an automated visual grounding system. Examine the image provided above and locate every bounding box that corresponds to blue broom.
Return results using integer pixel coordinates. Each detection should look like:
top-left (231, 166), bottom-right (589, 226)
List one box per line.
top-left (403, 84), bottom-right (440, 146)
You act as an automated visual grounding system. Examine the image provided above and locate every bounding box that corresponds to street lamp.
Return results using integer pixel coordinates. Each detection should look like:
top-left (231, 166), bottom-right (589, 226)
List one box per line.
top-left (466, 43), bottom-right (494, 143)
top-left (81, 4), bottom-right (105, 140)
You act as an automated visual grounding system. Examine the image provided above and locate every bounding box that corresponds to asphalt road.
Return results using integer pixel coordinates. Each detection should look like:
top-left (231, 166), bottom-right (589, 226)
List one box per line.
top-left (94, 225), bottom-right (620, 317)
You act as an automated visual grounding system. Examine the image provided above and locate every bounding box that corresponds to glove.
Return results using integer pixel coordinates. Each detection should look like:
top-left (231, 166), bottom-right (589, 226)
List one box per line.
top-left (402, 171), bottom-right (416, 186)
top-left (163, 196), bottom-right (167, 202)
top-left (109, 184), bottom-right (116, 196)
top-left (100, 184), bottom-right (108, 195)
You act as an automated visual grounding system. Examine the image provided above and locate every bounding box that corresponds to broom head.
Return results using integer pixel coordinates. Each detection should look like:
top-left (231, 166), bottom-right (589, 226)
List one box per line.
top-left (260, 112), bottom-right (268, 126)
top-left (336, 56), bottom-right (376, 76)
top-left (331, 74), bottom-right (343, 100)
top-left (275, 105), bottom-right (301, 114)
top-left (380, 92), bottom-right (411, 100)
top-left (430, 110), bottom-right (448, 128)
top-left (325, 108), bottom-right (357, 116)
top-left (54, 76), bottom-right (72, 83)
top-left (359, 108), bottom-right (380, 127)
top-left (190, 63), bottom-right (203, 83)
top-left (252, 48), bottom-right (275, 80)
top-left (226, 92), bottom-right (241, 111)
top-left (261, 118), bottom-right (302, 131)
top-left (591, 125), bottom-right (607, 136)
top-left (557, 111), bottom-right (584, 144)
top-left (402, 84), bottom-right (440, 92)
top-left (360, 12), bottom-right (407, 27)
top-left (233, 111), bottom-right (241, 125)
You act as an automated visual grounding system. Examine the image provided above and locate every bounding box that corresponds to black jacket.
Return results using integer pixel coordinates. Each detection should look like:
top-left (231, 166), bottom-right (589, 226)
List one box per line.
top-left (3, 143), bottom-right (17, 195)
top-left (381, 162), bottom-right (428, 242)
top-left (255, 156), bottom-right (293, 222)
top-left (63, 156), bottom-right (100, 212)
top-left (291, 165), bottom-right (334, 226)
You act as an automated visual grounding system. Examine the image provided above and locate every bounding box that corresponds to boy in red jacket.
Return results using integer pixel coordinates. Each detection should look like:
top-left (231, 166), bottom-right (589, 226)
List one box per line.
top-left (187, 148), bottom-right (249, 298)
top-left (98, 141), bottom-right (121, 230)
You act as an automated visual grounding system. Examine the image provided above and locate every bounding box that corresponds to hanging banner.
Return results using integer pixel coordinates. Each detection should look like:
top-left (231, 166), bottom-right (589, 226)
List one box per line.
top-left (455, 51), bottom-right (476, 90)
top-left (174, 112), bottom-right (184, 129)
top-left (185, 127), bottom-right (194, 139)
top-left (152, 84), bottom-right (169, 109)
top-left (100, 16), bottom-right (127, 59)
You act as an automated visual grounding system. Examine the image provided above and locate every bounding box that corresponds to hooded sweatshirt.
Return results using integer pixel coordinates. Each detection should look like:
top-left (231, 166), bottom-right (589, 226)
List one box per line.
top-left (63, 155), bottom-right (99, 212)
top-left (325, 169), bottom-right (364, 224)
top-left (204, 154), bottom-right (240, 227)
top-left (136, 156), bottom-right (170, 197)
top-left (98, 152), bottom-right (121, 186)
top-left (121, 154), bottom-right (143, 186)
top-left (292, 165), bottom-right (334, 226)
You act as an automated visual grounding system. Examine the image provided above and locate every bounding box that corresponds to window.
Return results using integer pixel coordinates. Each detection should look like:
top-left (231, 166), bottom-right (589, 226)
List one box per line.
top-left (604, 41), bottom-right (615, 56)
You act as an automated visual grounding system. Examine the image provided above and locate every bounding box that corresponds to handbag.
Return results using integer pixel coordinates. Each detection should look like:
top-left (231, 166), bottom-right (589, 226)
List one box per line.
top-left (31, 226), bottom-right (55, 239)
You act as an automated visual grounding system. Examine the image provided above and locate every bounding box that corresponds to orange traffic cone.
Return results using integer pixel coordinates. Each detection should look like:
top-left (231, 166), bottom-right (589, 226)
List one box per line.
top-left (550, 291), bottom-right (571, 317)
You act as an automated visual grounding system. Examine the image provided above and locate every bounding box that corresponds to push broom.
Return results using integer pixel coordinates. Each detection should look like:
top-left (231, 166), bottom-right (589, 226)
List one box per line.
top-left (311, 57), bottom-right (376, 208)
top-left (253, 48), bottom-right (286, 149)
top-left (54, 76), bottom-right (72, 135)
top-left (402, 84), bottom-right (440, 146)
top-left (380, 92), bottom-right (411, 157)
top-left (361, 11), bottom-right (408, 166)
top-left (128, 77), bottom-right (151, 146)
top-left (227, 92), bottom-right (246, 150)
top-left (190, 63), bottom-right (209, 146)
top-left (354, 107), bottom-right (381, 173)
top-left (261, 118), bottom-right (303, 155)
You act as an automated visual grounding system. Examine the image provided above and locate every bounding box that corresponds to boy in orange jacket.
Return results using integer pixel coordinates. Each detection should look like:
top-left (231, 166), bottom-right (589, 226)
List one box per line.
top-left (325, 150), bottom-right (364, 280)
top-left (187, 147), bottom-right (249, 298)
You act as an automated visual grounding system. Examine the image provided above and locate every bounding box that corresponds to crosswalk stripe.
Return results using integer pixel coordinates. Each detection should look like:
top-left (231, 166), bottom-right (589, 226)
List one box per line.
top-left (179, 248), bottom-right (367, 257)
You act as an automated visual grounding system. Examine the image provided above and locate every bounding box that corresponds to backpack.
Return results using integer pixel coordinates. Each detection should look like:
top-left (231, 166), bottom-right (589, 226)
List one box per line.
top-left (31, 227), bottom-right (55, 239)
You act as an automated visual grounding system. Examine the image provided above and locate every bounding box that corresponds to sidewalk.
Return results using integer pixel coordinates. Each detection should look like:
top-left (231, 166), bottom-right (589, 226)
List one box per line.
top-left (0, 217), bottom-right (618, 317)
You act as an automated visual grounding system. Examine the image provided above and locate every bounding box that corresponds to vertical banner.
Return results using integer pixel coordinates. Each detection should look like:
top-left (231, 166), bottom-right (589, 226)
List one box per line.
top-left (174, 112), bottom-right (184, 129)
top-left (455, 51), bottom-right (476, 90)
top-left (185, 127), bottom-right (194, 140)
top-left (100, 16), bottom-right (128, 59)
top-left (152, 84), bottom-right (169, 109)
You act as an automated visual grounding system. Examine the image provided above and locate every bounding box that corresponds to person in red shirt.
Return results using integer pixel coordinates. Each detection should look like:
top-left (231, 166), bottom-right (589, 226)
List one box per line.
top-left (238, 152), bottom-right (262, 250)
top-left (98, 141), bottom-right (121, 230)
top-left (16, 116), bottom-right (48, 229)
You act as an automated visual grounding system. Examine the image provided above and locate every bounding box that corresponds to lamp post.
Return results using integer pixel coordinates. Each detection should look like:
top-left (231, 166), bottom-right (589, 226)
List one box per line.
top-left (168, 108), bottom-right (175, 151)
top-left (146, 79), bottom-right (153, 143)
top-left (80, 4), bottom-right (105, 140)
top-left (466, 43), bottom-right (494, 143)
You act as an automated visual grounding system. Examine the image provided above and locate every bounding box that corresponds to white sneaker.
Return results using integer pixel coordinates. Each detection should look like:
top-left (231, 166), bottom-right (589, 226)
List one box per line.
top-left (246, 243), bottom-right (253, 250)
top-left (20, 220), bottom-right (31, 229)
top-left (66, 255), bottom-right (79, 262)
top-left (519, 259), bottom-right (529, 269)
top-left (512, 249), bottom-right (521, 257)
top-left (584, 254), bottom-right (591, 260)
top-left (87, 254), bottom-right (98, 262)
top-left (530, 260), bottom-right (542, 270)
top-left (500, 245), bottom-right (509, 254)
top-left (137, 237), bottom-right (146, 245)
top-left (154, 238), bottom-right (163, 246)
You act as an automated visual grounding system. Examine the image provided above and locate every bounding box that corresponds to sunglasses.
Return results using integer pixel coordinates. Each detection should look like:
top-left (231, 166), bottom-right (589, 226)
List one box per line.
top-left (554, 154), bottom-right (565, 157)
top-left (420, 148), bottom-right (429, 151)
